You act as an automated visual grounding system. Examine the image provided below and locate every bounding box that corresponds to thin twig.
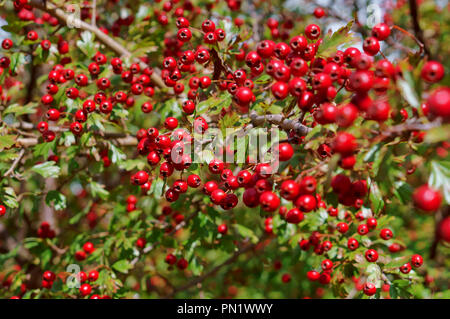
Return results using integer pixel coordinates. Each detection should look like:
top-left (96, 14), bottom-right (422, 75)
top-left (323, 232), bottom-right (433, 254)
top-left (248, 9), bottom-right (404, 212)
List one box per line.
top-left (91, 0), bottom-right (96, 27)
top-left (407, 0), bottom-right (431, 57)
top-left (129, 210), bottom-right (201, 267)
top-left (168, 237), bottom-right (263, 297)
top-left (4, 149), bottom-right (25, 177)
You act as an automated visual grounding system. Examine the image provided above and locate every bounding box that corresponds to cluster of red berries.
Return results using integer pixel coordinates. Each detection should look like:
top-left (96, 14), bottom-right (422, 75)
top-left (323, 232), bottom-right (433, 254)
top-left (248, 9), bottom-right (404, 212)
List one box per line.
top-left (74, 241), bottom-right (95, 261)
top-left (41, 270), bottom-right (56, 289)
top-left (34, 49), bottom-right (156, 144)
top-left (37, 221), bottom-right (55, 239)
top-left (1, 0), bottom-right (448, 300)
top-left (165, 253), bottom-right (189, 270)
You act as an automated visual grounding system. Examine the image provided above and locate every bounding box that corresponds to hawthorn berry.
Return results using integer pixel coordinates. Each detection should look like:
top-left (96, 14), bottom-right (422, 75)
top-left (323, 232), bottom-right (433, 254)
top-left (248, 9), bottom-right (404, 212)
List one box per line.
top-left (411, 254), bottom-right (423, 268)
top-left (80, 283), bottom-right (92, 296)
top-left (421, 61), bottom-right (444, 83)
top-left (413, 185), bottom-right (442, 212)
top-left (380, 228), bottom-right (393, 240)
top-left (0, 205), bottom-right (6, 217)
top-left (363, 282), bottom-right (377, 296)
top-left (365, 249), bottom-right (379, 262)
top-left (400, 262), bottom-right (412, 274)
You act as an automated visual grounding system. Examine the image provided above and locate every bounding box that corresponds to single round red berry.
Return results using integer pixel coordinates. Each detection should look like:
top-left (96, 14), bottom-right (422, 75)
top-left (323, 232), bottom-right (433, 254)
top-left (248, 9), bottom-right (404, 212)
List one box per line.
top-left (413, 185), bottom-right (442, 212)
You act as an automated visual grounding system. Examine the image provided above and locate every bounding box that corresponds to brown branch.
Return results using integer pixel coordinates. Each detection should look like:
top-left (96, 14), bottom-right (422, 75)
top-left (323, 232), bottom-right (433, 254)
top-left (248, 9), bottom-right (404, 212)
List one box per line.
top-left (380, 118), bottom-right (442, 138)
top-left (168, 237), bottom-right (263, 297)
top-left (45, 238), bottom-right (68, 255)
top-left (91, 0), bottom-right (97, 27)
top-left (25, 52), bottom-right (38, 104)
top-left (249, 111), bottom-right (312, 136)
top-left (3, 149), bottom-right (25, 177)
top-left (129, 210), bottom-right (201, 267)
top-left (407, 0), bottom-right (431, 57)
top-left (17, 134), bottom-right (138, 147)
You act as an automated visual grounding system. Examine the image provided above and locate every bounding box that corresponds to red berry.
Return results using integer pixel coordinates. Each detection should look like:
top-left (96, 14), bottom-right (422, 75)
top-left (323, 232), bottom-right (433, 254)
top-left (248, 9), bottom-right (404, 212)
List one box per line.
top-left (259, 191), bottom-right (280, 212)
top-left (271, 81), bottom-right (289, 100)
top-left (83, 242), bottom-right (95, 254)
top-left (305, 24), bottom-right (321, 40)
top-left (336, 222), bottom-right (349, 233)
top-left (2, 38), bottom-right (13, 50)
top-left (366, 218), bottom-right (377, 229)
top-left (439, 217), bottom-right (450, 243)
top-left (187, 174), bottom-right (201, 188)
top-left (365, 249), bottom-right (378, 262)
top-left (313, 8), bottom-right (325, 18)
top-left (371, 23), bottom-right (390, 41)
top-left (177, 258), bottom-right (188, 270)
top-left (80, 283), bottom-right (92, 296)
top-left (421, 61), bottom-right (444, 83)
top-left (400, 262), bottom-right (412, 274)
top-left (218, 224), bottom-right (228, 234)
top-left (27, 30), bottom-right (38, 41)
top-left (164, 117), bottom-right (178, 130)
top-left (165, 253), bottom-right (177, 265)
top-left (88, 270), bottom-right (99, 282)
top-left (426, 87), bottom-right (450, 121)
top-left (363, 282), bottom-right (377, 296)
top-left (277, 143), bottom-right (294, 161)
top-left (307, 270), bottom-right (320, 281)
top-left (380, 228), bottom-right (393, 240)
top-left (347, 238), bottom-right (359, 250)
top-left (234, 87), bottom-right (254, 106)
top-left (295, 195), bottom-right (317, 212)
top-left (332, 132), bottom-right (357, 155)
top-left (321, 259), bottom-right (333, 271)
top-left (177, 28), bottom-right (192, 42)
top-left (357, 224), bottom-right (369, 235)
top-left (285, 208), bottom-right (304, 224)
top-left (411, 254), bottom-right (423, 268)
top-left (281, 273), bottom-right (291, 283)
top-left (43, 271), bottom-right (55, 282)
top-left (413, 185), bottom-right (442, 212)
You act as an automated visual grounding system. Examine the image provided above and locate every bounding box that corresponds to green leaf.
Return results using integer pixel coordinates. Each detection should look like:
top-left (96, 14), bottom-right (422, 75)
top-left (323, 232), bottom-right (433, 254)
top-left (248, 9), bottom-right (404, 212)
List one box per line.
top-left (87, 112), bottom-right (105, 131)
top-left (1, 19), bottom-right (33, 33)
top-left (233, 224), bottom-right (258, 243)
top-left (428, 160), bottom-right (450, 204)
top-left (33, 140), bottom-right (57, 158)
top-left (59, 132), bottom-right (75, 147)
top-left (23, 238), bottom-right (41, 249)
top-left (89, 181), bottom-right (110, 200)
top-left (118, 159), bottom-right (146, 171)
top-left (196, 95), bottom-right (232, 116)
top-left (108, 142), bottom-right (126, 164)
top-left (2, 187), bottom-right (19, 209)
top-left (149, 178), bottom-right (165, 197)
top-left (366, 264), bottom-right (382, 288)
top-left (0, 246), bottom-right (19, 267)
top-left (9, 52), bottom-right (28, 74)
top-left (3, 103), bottom-right (37, 117)
top-left (392, 181), bottom-right (413, 205)
top-left (112, 259), bottom-right (131, 274)
top-left (368, 180), bottom-right (384, 214)
top-left (45, 191), bottom-right (67, 211)
top-left (76, 31), bottom-right (96, 57)
top-left (385, 256), bottom-right (409, 268)
top-left (40, 248), bottom-right (52, 268)
top-left (0, 135), bottom-right (16, 151)
top-left (317, 20), bottom-right (358, 57)
top-left (425, 124), bottom-right (450, 143)
top-left (31, 161), bottom-right (61, 178)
